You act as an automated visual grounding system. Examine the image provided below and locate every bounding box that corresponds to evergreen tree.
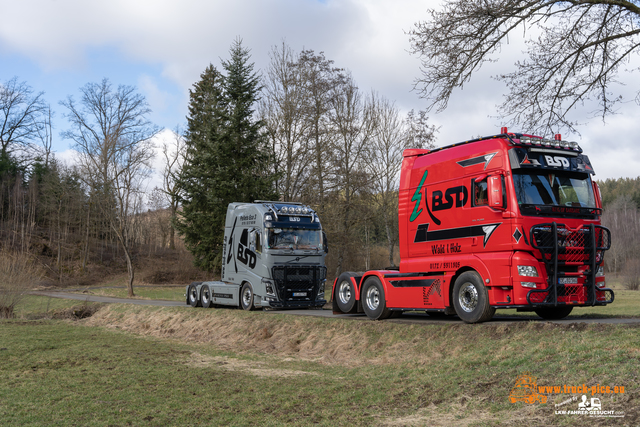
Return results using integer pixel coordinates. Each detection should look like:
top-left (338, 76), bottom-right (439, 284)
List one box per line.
top-left (176, 40), bottom-right (278, 272)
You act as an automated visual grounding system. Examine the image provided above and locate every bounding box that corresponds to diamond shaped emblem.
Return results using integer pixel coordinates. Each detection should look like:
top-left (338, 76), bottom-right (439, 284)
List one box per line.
top-left (513, 228), bottom-right (522, 243)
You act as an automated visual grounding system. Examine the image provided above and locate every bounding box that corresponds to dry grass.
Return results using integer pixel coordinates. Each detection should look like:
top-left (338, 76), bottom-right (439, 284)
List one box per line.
top-left (0, 249), bottom-right (43, 318)
top-left (185, 351), bottom-right (318, 377)
top-left (84, 305), bottom-right (371, 366)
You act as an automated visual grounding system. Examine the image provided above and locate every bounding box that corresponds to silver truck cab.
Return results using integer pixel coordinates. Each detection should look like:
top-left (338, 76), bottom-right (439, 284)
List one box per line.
top-left (186, 201), bottom-right (327, 310)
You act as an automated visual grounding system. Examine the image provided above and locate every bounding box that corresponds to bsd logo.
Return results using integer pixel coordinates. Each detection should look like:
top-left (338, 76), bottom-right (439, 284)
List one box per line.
top-left (545, 155), bottom-right (570, 168)
top-left (432, 186), bottom-right (468, 212)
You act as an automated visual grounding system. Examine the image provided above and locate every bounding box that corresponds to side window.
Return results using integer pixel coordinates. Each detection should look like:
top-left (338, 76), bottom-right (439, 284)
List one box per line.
top-left (473, 178), bottom-right (488, 206)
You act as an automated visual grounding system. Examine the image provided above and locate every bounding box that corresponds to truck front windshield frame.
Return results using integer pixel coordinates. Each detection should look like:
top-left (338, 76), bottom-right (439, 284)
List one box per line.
top-left (266, 228), bottom-right (323, 251)
top-left (513, 171), bottom-right (596, 208)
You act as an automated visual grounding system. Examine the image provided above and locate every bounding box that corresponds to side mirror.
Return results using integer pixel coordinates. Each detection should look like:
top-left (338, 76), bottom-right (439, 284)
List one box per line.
top-left (488, 175), bottom-right (504, 210)
top-left (592, 181), bottom-right (603, 209)
top-left (249, 230), bottom-right (256, 252)
top-left (322, 231), bottom-right (329, 254)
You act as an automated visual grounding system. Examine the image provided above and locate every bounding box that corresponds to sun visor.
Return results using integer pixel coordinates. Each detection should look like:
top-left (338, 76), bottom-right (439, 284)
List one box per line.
top-left (508, 147), bottom-right (595, 174)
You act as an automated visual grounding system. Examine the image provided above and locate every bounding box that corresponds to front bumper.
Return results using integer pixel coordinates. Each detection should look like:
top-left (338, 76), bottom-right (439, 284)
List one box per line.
top-left (266, 299), bottom-right (326, 309)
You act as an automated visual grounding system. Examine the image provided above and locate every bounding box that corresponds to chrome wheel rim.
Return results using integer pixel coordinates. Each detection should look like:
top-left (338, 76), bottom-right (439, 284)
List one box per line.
top-left (459, 283), bottom-right (478, 313)
top-left (202, 287), bottom-right (210, 304)
top-left (365, 286), bottom-right (380, 311)
top-left (190, 288), bottom-right (198, 303)
top-left (338, 281), bottom-right (352, 305)
top-left (242, 287), bottom-right (252, 307)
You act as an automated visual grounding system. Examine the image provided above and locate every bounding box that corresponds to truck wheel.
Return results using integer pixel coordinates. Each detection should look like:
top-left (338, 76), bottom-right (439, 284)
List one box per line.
top-left (240, 283), bottom-right (255, 311)
top-left (335, 273), bottom-right (357, 313)
top-left (452, 271), bottom-right (495, 323)
top-left (361, 276), bottom-right (391, 320)
top-left (188, 283), bottom-right (201, 307)
top-left (534, 306), bottom-right (573, 320)
top-left (200, 285), bottom-right (213, 308)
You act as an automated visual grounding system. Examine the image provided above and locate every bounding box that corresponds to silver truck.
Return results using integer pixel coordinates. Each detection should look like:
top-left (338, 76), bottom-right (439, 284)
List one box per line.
top-left (186, 201), bottom-right (328, 310)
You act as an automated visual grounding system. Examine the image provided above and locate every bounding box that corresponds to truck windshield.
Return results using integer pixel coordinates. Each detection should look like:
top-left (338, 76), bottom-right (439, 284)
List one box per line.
top-left (267, 228), bottom-right (323, 251)
top-left (513, 172), bottom-right (596, 208)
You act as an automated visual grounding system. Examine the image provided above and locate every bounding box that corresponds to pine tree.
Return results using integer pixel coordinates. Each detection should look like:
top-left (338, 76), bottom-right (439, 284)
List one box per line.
top-left (176, 40), bottom-right (278, 272)
top-left (219, 38), bottom-right (277, 205)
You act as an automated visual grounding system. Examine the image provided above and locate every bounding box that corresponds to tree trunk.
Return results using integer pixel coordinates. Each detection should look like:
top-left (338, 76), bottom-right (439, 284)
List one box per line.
top-left (114, 227), bottom-right (135, 297)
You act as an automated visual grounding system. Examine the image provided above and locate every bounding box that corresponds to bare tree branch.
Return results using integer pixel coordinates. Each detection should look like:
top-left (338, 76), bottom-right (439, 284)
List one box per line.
top-left (0, 77), bottom-right (48, 158)
top-left (409, 0), bottom-right (640, 133)
top-left (60, 78), bottom-right (159, 296)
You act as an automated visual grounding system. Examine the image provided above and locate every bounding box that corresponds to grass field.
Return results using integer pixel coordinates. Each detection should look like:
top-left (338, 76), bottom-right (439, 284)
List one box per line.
top-left (1, 300), bottom-right (638, 426)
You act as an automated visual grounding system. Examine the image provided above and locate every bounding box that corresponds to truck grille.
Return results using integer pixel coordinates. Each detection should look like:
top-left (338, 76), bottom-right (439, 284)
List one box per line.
top-left (530, 224), bottom-right (610, 265)
top-left (528, 223), bottom-right (613, 306)
top-left (272, 265), bottom-right (327, 302)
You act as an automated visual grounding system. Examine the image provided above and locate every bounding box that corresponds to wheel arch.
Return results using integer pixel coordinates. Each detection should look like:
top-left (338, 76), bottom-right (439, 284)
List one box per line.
top-left (332, 271), bottom-right (365, 313)
top-left (239, 279), bottom-right (254, 298)
top-left (448, 266), bottom-right (477, 308)
top-left (447, 257), bottom-right (494, 308)
top-left (359, 271), bottom-right (392, 310)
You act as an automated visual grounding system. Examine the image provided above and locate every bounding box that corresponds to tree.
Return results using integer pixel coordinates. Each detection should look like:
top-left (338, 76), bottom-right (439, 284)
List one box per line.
top-left (221, 39), bottom-right (278, 204)
top-left (329, 76), bottom-right (377, 276)
top-left (175, 65), bottom-right (226, 272)
top-left (0, 77), bottom-right (48, 159)
top-left (602, 194), bottom-right (640, 275)
top-left (409, 1), bottom-right (640, 134)
top-left (260, 43), bottom-right (312, 201)
top-left (366, 97), bottom-right (407, 268)
top-left (176, 39), bottom-right (278, 272)
top-left (61, 78), bottom-right (159, 296)
top-left (162, 126), bottom-right (186, 250)
top-left (404, 109), bottom-right (438, 150)
top-left (294, 50), bottom-right (346, 214)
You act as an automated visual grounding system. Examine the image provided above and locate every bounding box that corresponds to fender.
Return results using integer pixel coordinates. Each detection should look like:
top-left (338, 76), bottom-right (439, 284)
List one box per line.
top-left (462, 252), bottom-right (512, 305)
top-left (359, 270), bottom-right (394, 308)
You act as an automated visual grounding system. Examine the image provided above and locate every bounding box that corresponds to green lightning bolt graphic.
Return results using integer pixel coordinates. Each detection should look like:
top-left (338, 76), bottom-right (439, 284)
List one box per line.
top-left (410, 170), bottom-right (428, 222)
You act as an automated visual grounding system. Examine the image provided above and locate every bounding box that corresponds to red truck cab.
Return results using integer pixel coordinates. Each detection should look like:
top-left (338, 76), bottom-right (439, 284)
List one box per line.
top-left (332, 128), bottom-right (613, 323)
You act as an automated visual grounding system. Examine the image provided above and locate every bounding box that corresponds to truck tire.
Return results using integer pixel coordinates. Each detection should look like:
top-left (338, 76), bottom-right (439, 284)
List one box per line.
top-left (361, 276), bottom-right (391, 320)
top-left (335, 272), bottom-right (357, 313)
top-left (534, 306), bottom-right (573, 320)
top-left (240, 282), bottom-right (255, 311)
top-left (188, 283), bottom-right (201, 307)
top-left (452, 271), bottom-right (495, 323)
top-left (200, 284), bottom-right (213, 308)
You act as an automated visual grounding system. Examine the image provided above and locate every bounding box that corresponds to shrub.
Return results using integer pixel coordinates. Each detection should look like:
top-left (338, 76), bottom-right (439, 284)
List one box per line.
top-left (0, 249), bottom-right (43, 318)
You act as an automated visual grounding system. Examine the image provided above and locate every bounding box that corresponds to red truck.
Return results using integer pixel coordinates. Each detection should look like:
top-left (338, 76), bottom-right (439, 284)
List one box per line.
top-left (332, 128), bottom-right (613, 323)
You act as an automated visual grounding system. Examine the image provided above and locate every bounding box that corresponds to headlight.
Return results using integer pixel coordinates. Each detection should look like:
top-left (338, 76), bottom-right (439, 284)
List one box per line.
top-left (521, 282), bottom-right (537, 288)
top-left (517, 265), bottom-right (539, 277)
top-left (262, 279), bottom-right (276, 296)
top-left (596, 266), bottom-right (604, 277)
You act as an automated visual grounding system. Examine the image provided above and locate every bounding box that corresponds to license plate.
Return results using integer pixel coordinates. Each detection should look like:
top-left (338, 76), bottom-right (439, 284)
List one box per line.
top-left (293, 292), bottom-right (307, 297)
top-left (558, 277), bottom-right (578, 284)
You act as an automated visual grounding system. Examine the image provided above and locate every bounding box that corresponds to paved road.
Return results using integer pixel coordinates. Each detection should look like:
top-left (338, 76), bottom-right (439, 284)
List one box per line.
top-left (31, 290), bottom-right (640, 325)
top-left (32, 291), bottom-right (185, 307)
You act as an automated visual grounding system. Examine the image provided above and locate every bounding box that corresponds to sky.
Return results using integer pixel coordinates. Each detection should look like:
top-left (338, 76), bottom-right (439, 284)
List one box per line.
top-left (1, 0), bottom-right (639, 185)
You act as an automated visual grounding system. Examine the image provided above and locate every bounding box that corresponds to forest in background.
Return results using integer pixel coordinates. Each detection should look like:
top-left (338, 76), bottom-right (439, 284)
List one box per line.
top-left (0, 40), bottom-right (436, 316)
top-left (1, 39), bottom-right (639, 318)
